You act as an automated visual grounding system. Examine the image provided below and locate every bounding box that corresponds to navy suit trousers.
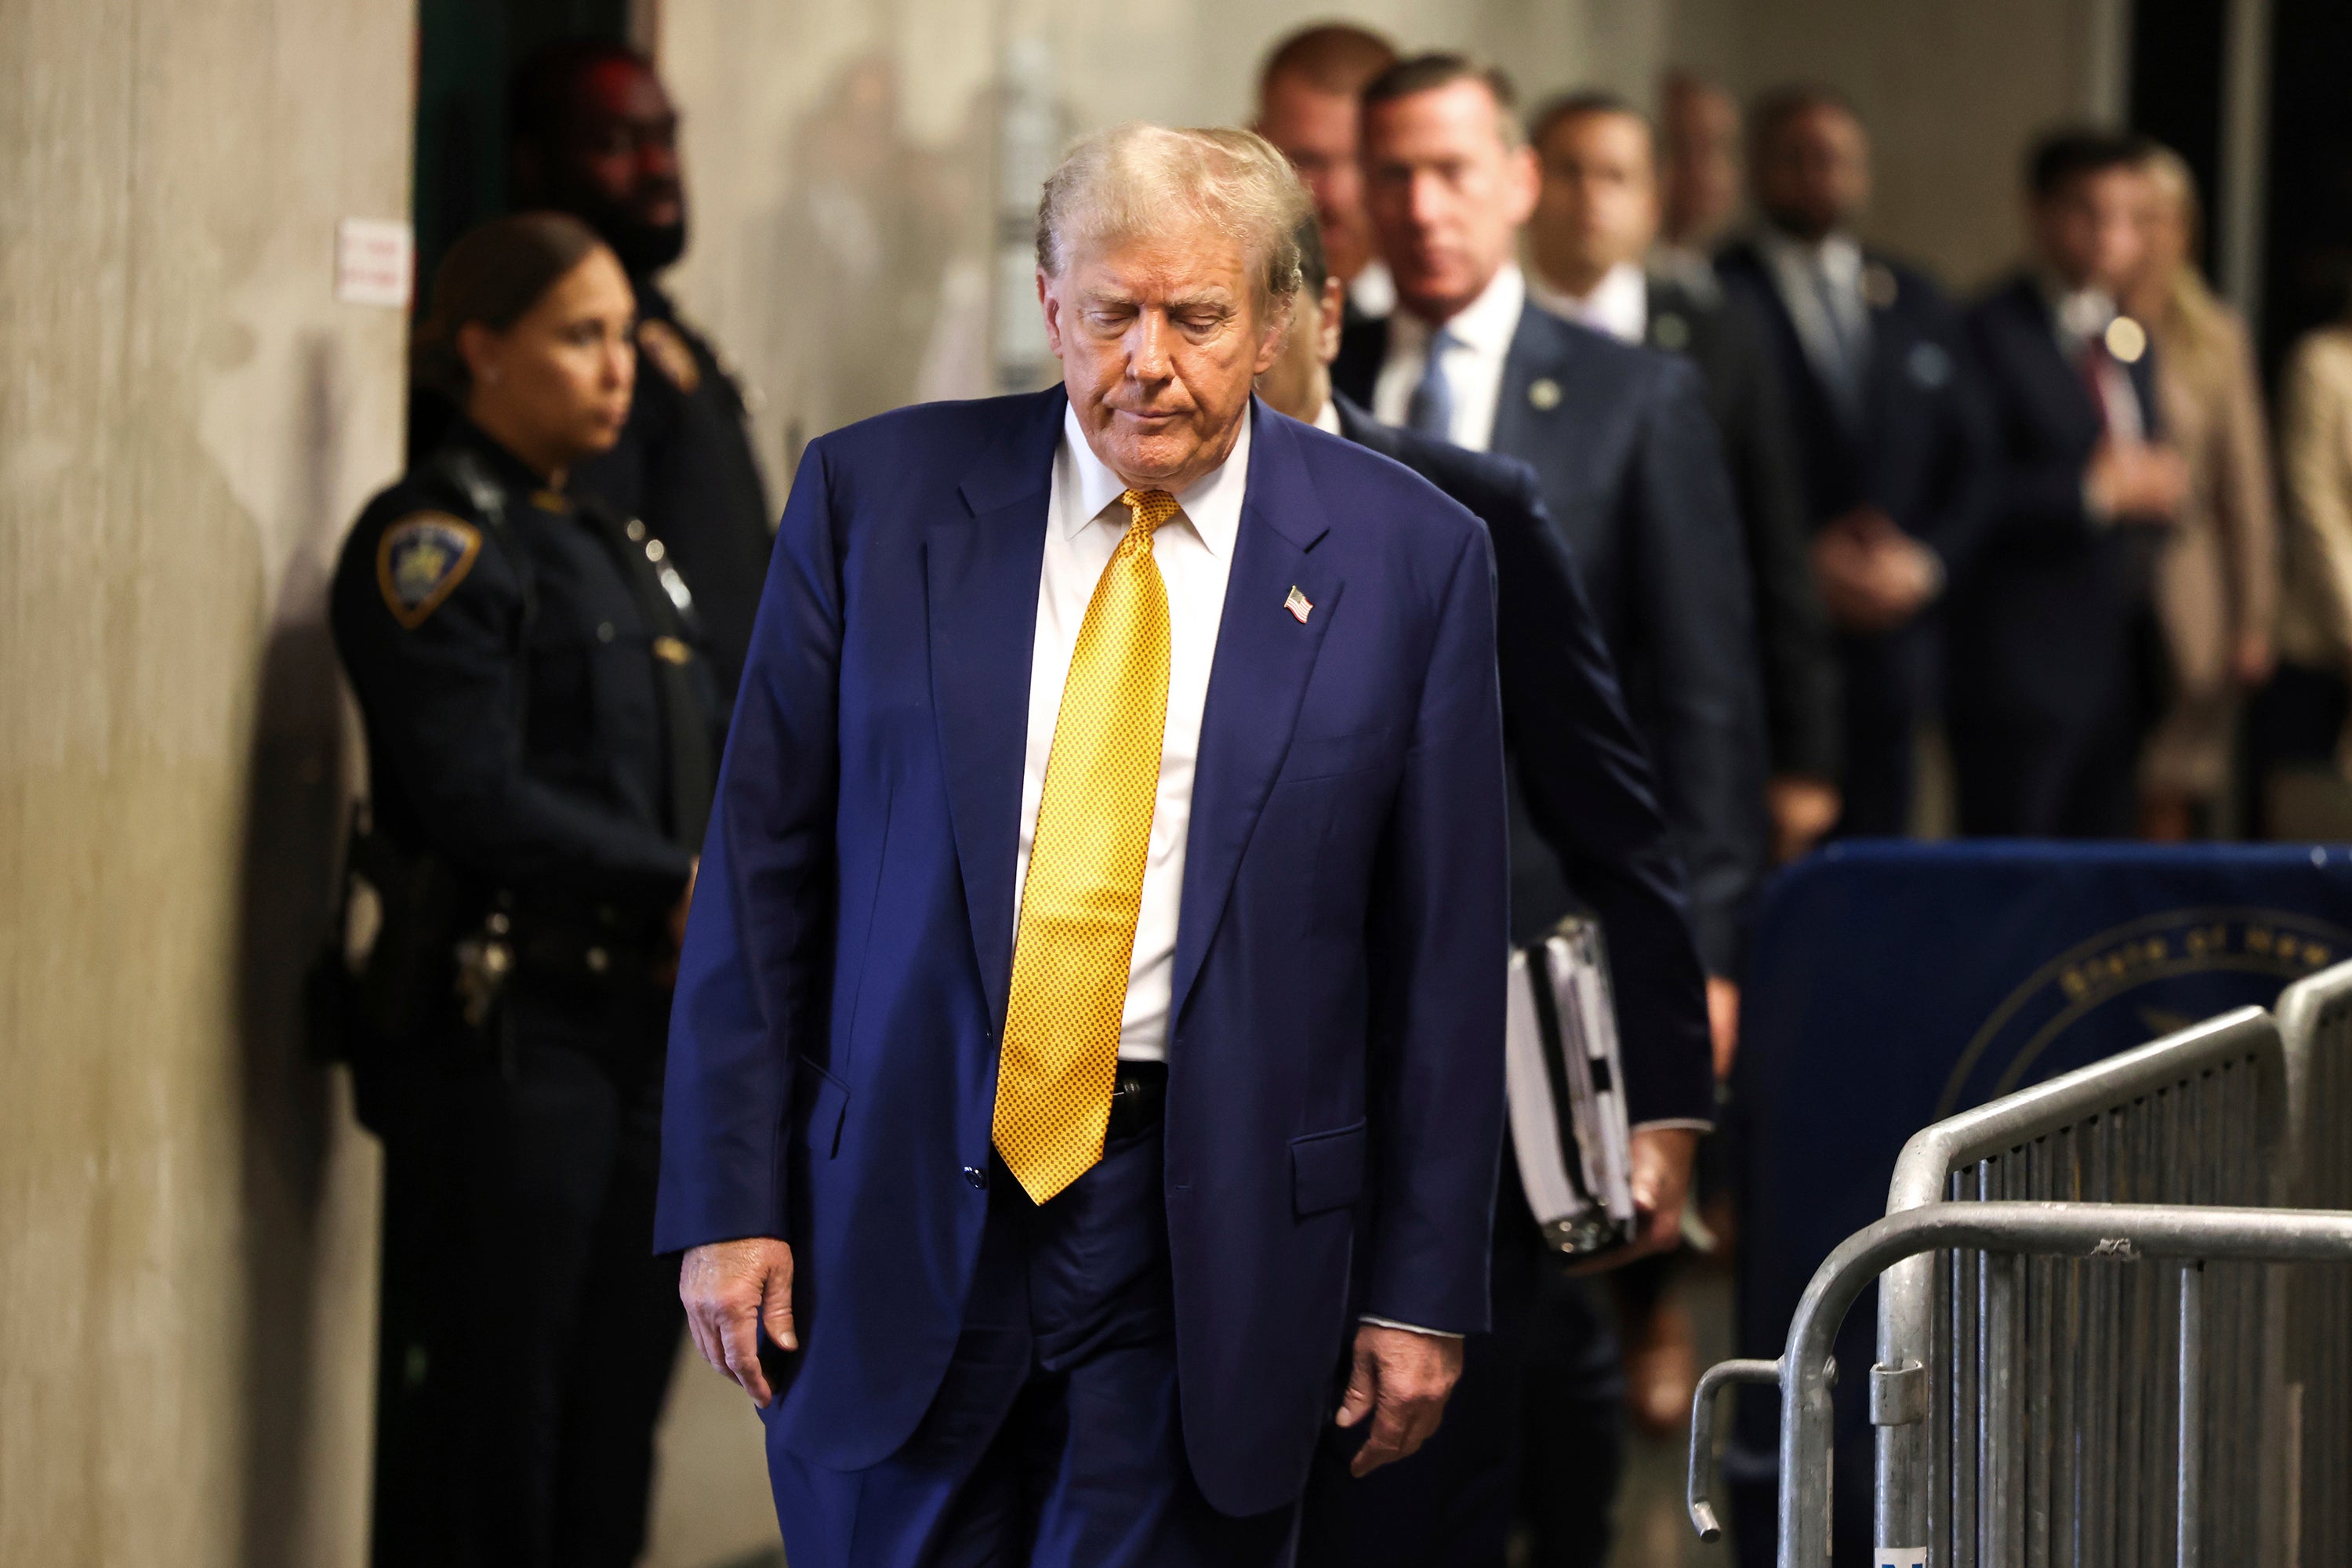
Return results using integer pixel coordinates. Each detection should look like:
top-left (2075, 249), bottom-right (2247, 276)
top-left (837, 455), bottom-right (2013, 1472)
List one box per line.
top-left (766, 1120), bottom-right (1300, 1568)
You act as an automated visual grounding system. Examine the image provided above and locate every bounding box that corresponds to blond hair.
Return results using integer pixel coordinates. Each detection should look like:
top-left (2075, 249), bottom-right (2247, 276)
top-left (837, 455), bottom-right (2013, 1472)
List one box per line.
top-left (2139, 144), bottom-right (2230, 377)
top-left (1035, 123), bottom-right (1312, 314)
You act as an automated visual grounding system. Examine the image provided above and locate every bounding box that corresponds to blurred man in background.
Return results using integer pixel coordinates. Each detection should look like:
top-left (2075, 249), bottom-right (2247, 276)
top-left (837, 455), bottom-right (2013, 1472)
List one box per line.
top-left (1718, 88), bottom-right (1994, 837)
top-left (507, 41), bottom-right (775, 703)
top-left (1339, 53), bottom-right (1759, 1566)
top-left (1254, 23), bottom-right (1399, 325)
top-left (1527, 90), bottom-right (1840, 871)
top-left (1656, 72), bottom-right (1742, 295)
top-left (1950, 131), bottom-right (2185, 836)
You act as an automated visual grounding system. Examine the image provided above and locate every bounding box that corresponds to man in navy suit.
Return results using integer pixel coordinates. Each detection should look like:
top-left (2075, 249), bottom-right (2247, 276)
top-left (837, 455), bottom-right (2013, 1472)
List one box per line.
top-left (1715, 86), bottom-right (1994, 838)
top-left (1260, 217), bottom-right (1713, 1566)
top-left (1950, 130), bottom-right (2187, 837)
top-left (655, 125), bottom-right (1509, 1567)
top-left (1336, 53), bottom-right (1765, 1065)
top-left (1338, 57), bottom-right (1751, 1565)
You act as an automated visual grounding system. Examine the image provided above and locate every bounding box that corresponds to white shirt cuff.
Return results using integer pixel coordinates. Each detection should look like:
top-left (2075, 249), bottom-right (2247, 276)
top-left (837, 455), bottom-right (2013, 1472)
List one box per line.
top-left (1630, 1117), bottom-right (1715, 1135)
top-left (1359, 1316), bottom-right (1466, 1340)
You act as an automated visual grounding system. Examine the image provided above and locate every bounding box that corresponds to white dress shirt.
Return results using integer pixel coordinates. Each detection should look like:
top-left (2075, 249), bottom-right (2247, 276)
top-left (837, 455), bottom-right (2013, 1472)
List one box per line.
top-left (1756, 226), bottom-right (1871, 397)
top-left (1348, 258), bottom-right (1397, 321)
top-left (2042, 276), bottom-right (2144, 445)
top-left (1024, 399), bottom-right (1457, 1340)
top-left (1526, 260), bottom-right (1648, 347)
top-left (1371, 264), bottom-right (1528, 453)
top-left (1014, 404), bottom-right (1246, 1064)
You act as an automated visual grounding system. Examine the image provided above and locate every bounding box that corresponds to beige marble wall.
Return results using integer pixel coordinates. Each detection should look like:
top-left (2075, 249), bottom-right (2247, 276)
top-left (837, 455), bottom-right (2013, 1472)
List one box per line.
top-left (0, 1), bottom-right (412, 1564)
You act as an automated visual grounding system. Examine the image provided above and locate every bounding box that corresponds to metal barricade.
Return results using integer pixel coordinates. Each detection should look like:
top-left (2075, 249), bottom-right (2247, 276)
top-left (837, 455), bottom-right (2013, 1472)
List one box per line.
top-left (1867, 1007), bottom-right (2289, 1567)
top-left (1688, 1201), bottom-right (2352, 1568)
top-left (2273, 960), bottom-right (2352, 1566)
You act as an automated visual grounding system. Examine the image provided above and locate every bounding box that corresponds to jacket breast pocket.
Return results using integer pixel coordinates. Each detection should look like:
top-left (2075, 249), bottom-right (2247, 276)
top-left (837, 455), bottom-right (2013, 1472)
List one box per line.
top-left (1279, 725), bottom-right (1398, 784)
top-left (792, 1056), bottom-right (851, 1160)
top-left (1290, 1120), bottom-right (1367, 1218)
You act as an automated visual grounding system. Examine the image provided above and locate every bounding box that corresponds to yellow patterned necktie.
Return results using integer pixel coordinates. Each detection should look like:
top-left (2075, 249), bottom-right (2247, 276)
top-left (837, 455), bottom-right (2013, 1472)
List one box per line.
top-left (993, 487), bottom-right (1179, 1203)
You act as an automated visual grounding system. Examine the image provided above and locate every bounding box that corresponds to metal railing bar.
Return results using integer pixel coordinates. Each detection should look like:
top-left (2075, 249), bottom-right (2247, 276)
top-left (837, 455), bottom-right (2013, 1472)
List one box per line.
top-left (1753, 1201), bottom-right (2352, 1565)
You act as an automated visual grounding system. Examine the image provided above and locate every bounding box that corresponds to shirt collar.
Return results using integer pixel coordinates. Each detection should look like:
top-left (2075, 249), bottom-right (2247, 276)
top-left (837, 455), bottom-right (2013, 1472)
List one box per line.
top-left (1759, 223), bottom-right (1864, 284)
top-left (1526, 260), bottom-right (1648, 345)
top-left (1394, 263), bottom-right (1526, 358)
top-left (1058, 399), bottom-right (1250, 557)
top-left (2038, 270), bottom-right (2118, 343)
top-left (1311, 396), bottom-right (1342, 435)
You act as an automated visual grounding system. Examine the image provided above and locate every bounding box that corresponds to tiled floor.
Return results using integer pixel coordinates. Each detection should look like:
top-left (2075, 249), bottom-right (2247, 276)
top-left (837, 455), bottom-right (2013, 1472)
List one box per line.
top-left (1602, 1266), bottom-right (1737, 1568)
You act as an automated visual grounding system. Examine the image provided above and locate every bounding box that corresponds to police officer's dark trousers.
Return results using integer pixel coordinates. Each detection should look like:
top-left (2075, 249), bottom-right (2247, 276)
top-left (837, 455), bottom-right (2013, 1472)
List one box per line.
top-left (371, 980), bottom-right (682, 1568)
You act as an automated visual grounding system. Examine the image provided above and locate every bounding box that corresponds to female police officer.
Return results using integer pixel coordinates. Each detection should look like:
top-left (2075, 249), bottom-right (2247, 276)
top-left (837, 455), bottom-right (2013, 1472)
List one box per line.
top-left (332, 212), bottom-right (722, 1568)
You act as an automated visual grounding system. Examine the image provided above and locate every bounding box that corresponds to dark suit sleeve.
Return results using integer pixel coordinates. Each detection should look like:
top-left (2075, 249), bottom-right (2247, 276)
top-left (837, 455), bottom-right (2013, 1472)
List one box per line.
top-left (1489, 465), bottom-right (1715, 1127)
top-left (1361, 519), bottom-right (1510, 1335)
top-left (655, 441), bottom-right (844, 1254)
top-left (333, 527), bottom-right (695, 911)
top-left (1719, 299), bottom-right (1842, 782)
top-left (1624, 361), bottom-right (1769, 976)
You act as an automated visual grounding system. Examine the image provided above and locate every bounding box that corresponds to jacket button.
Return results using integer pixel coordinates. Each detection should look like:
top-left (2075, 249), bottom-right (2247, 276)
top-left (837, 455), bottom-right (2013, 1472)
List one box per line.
top-left (962, 1165), bottom-right (988, 1189)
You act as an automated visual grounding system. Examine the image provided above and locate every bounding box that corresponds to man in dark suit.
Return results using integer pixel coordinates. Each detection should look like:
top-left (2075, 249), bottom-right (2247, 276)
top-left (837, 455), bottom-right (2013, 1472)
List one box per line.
top-left (1340, 54), bottom-right (1757, 1566)
top-left (1339, 53), bottom-right (1765, 1052)
top-left (505, 42), bottom-right (775, 702)
top-left (1261, 216), bottom-right (1713, 1568)
top-left (657, 124), bottom-right (1508, 1567)
top-left (1526, 89), bottom-right (1842, 873)
top-left (1949, 129), bottom-right (2187, 836)
top-left (1715, 86), bottom-right (1995, 837)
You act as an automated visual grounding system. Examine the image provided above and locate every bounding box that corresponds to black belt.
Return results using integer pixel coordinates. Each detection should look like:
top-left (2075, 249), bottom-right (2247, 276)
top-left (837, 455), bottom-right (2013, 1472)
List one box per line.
top-left (1107, 1060), bottom-right (1168, 1141)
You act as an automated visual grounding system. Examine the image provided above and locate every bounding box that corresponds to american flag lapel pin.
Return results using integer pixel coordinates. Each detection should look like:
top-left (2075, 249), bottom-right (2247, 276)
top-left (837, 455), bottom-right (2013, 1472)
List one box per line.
top-left (1284, 585), bottom-right (1313, 624)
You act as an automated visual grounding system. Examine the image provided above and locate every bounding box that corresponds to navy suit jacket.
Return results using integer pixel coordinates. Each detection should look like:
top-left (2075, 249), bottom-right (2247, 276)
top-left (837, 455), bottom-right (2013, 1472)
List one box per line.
top-left (654, 389), bottom-right (1509, 1517)
top-left (1715, 240), bottom-right (1994, 570)
top-left (1334, 397), bottom-right (1711, 1127)
top-left (1949, 273), bottom-right (2165, 735)
top-left (1336, 306), bottom-right (1766, 976)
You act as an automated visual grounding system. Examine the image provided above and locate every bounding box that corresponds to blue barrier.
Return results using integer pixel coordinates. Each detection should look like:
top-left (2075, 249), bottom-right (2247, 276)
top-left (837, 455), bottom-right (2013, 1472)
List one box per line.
top-left (1724, 840), bottom-right (2352, 1567)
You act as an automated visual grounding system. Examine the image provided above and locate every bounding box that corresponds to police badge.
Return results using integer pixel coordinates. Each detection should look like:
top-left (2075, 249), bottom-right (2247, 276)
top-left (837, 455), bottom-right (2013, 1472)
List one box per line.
top-left (376, 511), bottom-right (483, 630)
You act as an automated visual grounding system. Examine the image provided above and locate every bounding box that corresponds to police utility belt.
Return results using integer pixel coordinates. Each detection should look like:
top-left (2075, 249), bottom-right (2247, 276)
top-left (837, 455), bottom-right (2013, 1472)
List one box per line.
top-left (1504, 915), bottom-right (1639, 1258)
top-left (306, 805), bottom-right (670, 1069)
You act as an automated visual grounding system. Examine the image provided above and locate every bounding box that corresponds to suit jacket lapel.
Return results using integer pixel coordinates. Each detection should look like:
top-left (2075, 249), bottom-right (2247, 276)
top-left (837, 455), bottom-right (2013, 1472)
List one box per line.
top-left (1170, 403), bottom-right (1341, 1022)
top-left (927, 388), bottom-right (1062, 1029)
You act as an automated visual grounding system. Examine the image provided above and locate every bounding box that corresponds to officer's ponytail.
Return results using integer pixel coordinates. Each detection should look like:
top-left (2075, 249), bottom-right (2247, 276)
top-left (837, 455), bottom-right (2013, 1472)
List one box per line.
top-left (411, 211), bottom-right (605, 403)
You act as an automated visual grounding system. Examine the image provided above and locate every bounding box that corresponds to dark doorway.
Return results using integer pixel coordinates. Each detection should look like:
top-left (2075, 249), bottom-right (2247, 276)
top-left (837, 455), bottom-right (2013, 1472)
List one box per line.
top-left (2259, 0), bottom-right (2352, 378)
top-left (2128, 0), bottom-right (2228, 279)
top-left (412, 0), bottom-right (632, 314)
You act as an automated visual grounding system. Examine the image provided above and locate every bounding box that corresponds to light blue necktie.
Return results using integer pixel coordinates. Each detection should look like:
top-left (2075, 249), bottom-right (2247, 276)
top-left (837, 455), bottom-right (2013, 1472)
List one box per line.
top-left (1809, 259), bottom-right (1866, 430)
top-left (1406, 328), bottom-right (1458, 443)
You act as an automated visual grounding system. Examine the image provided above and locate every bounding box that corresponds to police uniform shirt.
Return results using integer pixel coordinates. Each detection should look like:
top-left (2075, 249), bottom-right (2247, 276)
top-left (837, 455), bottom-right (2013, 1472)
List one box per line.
top-left (330, 419), bottom-right (713, 920)
top-left (572, 280), bottom-right (774, 702)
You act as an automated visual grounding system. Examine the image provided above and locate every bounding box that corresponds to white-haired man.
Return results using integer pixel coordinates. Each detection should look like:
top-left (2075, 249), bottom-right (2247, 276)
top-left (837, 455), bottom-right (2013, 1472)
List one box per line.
top-left (655, 123), bottom-right (1510, 1566)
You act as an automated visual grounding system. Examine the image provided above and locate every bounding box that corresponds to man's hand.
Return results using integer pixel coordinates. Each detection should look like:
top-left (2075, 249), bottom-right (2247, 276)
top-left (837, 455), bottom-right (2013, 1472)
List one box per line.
top-left (2087, 438), bottom-right (2189, 521)
top-left (1571, 1126), bottom-right (1700, 1274)
top-left (1767, 775), bottom-right (1842, 865)
top-left (1813, 507), bottom-right (1940, 633)
top-left (1334, 1324), bottom-right (1464, 1477)
top-left (1704, 975), bottom-right (1740, 1083)
top-left (681, 1236), bottom-right (796, 1407)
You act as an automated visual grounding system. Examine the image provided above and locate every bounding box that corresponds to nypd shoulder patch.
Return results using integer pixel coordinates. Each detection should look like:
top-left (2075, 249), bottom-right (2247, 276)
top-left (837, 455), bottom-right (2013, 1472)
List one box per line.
top-left (376, 511), bottom-right (482, 630)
